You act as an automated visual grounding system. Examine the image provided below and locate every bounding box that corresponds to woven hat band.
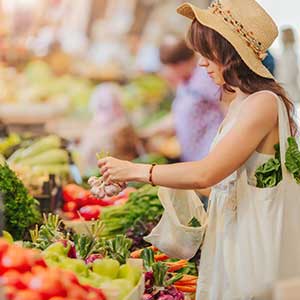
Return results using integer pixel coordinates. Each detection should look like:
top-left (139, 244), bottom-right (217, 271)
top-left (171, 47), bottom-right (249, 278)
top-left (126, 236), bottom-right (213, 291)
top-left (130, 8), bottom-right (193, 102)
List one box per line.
top-left (209, 0), bottom-right (267, 61)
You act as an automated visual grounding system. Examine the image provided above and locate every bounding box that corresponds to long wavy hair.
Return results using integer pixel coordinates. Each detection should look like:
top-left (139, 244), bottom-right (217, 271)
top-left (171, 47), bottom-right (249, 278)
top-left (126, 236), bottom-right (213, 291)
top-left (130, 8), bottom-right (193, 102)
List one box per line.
top-left (187, 20), bottom-right (297, 136)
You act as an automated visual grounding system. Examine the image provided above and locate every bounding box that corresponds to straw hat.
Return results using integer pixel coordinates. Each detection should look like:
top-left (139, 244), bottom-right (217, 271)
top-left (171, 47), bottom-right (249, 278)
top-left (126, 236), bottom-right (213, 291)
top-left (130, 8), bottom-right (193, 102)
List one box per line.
top-left (177, 0), bottom-right (278, 79)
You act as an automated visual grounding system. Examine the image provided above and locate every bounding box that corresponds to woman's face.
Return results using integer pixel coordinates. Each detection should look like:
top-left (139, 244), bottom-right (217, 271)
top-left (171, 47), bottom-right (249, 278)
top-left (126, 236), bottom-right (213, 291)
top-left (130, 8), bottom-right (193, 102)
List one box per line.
top-left (198, 54), bottom-right (225, 85)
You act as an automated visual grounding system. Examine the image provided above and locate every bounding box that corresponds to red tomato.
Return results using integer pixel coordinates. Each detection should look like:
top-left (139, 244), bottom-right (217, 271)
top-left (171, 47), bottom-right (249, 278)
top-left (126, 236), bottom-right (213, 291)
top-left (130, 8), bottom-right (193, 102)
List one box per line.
top-left (61, 270), bottom-right (80, 286)
top-left (90, 197), bottom-right (114, 207)
top-left (14, 290), bottom-right (43, 300)
top-left (0, 270), bottom-right (26, 289)
top-left (66, 285), bottom-right (87, 300)
top-left (63, 201), bottom-right (78, 212)
top-left (4, 286), bottom-right (17, 300)
top-left (25, 249), bottom-right (47, 268)
top-left (21, 271), bottom-right (33, 288)
top-left (83, 286), bottom-right (106, 300)
top-left (49, 297), bottom-right (69, 300)
top-left (79, 205), bottom-right (101, 221)
top-left (28, 270), bottom-right (67, 299)
top-left (63, 184), bottom-right (89, 203)
top-left (0, 247), bottom-right (31, 274)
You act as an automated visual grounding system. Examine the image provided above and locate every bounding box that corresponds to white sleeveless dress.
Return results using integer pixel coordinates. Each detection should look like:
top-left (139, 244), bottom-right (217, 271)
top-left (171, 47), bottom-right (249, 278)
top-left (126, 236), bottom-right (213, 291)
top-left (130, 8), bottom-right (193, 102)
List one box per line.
top-left (196, 91), bottom-right (278, 300)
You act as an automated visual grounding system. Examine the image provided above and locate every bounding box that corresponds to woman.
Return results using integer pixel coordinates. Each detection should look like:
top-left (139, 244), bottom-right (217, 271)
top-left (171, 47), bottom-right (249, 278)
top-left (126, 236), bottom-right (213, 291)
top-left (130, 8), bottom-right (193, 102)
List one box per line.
top-left (98, 0), bottom-right (300, 299)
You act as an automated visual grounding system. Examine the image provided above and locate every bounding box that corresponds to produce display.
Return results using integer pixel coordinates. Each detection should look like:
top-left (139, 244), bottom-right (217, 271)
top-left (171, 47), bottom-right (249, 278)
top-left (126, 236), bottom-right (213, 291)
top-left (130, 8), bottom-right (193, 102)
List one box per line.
top-left (131, 247), bottom-right (197, 299)
top-left (24, 214), bottom-right (142, 300)
top-left (122, 75), bottom-right (169, 113)
top-left (0, 61), bottom-right (94, 120)
top-left (6, 135), bottom-right (71, 194)
top-left (0, 238), bottom-right (106, 300)
top-left (99, 185), bottom-right (163, 242)
top-left (0, 55), bottom-right (196, 300)
top-left (62, 184), bottom-right (134, 221)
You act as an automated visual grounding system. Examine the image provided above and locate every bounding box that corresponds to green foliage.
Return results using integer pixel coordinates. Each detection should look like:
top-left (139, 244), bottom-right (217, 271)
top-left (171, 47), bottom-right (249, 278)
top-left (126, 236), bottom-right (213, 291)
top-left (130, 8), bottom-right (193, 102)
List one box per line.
top-left (0, 163), bottom-right (41, 240)
top-left (255, 143), bottom-right (282, 188)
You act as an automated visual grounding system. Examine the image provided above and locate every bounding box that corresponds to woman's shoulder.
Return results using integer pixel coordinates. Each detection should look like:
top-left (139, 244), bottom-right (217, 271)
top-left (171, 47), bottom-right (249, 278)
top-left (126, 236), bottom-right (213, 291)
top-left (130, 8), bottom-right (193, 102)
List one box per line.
top-left (239, 90), bottom-right (278, 125)
top-left (244, 90), bottom-right (279, 110)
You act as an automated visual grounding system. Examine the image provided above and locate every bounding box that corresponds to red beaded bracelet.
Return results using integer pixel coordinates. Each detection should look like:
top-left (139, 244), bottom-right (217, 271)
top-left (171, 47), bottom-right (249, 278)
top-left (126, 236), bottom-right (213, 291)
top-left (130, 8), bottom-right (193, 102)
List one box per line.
top-left (149, 163), bottom-right (157, 186)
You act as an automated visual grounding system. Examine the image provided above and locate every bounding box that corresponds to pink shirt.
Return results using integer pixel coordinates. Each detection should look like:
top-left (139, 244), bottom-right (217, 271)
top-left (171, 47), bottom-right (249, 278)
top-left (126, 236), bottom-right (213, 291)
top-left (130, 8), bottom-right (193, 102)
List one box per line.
top-left (172, 67), bottom-right (223, 161)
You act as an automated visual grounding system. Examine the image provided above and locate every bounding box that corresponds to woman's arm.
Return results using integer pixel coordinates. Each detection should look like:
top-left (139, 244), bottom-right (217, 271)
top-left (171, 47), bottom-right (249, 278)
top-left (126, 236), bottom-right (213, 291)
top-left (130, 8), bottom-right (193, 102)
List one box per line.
top-left (98, 92), bottom-right (278, 189)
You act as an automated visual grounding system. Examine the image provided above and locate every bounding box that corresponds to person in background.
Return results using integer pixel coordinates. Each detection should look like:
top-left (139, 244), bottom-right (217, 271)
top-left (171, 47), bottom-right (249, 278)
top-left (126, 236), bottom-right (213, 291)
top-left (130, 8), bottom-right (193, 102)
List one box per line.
top-left (143, 36), bottom-right (228, 164)
top-left (277, 27), bottom-right (300, 103)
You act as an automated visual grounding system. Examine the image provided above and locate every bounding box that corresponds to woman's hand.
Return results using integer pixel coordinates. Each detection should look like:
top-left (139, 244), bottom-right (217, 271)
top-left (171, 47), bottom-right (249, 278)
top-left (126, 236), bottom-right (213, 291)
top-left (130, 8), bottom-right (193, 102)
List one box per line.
top-left (98, 157), bottom-right (150, 183)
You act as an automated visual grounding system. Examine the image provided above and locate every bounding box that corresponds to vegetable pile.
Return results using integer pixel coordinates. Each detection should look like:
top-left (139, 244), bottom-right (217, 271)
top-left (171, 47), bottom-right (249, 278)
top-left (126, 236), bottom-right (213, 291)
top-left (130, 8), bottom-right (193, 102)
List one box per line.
top-left (24, 214), bottom-right (142, 300)
top-left (0, 238), bottom-right (106, 300)
top-left (8, 135), bottom-right (69, 177)
top-left (0, 163), bottom-right (41, 240)
top-left (134, 247), bottom-right (198, 300)
top-left (99, 185), bottom-right (163, 241)
top-left (62, 184), bottom-right (134, 220)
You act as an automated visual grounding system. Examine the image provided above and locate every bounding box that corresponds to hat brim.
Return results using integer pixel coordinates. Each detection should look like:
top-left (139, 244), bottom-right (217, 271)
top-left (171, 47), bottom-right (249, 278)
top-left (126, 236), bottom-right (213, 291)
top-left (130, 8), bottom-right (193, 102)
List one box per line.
top-left (177, 3), bottom-right (274, 79)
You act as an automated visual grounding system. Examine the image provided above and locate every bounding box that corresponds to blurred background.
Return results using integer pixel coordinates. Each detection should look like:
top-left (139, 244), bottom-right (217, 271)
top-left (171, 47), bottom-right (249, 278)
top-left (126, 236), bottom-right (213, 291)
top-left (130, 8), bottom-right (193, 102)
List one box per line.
top-left (0, 0), bottom-right (298, 195)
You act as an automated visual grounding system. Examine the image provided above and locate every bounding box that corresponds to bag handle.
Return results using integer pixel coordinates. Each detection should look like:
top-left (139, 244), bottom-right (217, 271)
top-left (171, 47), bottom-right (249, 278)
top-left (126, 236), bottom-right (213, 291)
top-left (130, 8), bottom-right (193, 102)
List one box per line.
top-left (272, 92), bottom-right (292, 181)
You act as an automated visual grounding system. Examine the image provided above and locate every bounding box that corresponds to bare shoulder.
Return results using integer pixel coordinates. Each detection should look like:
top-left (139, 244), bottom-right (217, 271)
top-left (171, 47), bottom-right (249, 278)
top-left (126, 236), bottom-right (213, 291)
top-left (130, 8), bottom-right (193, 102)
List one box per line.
top-left (239, 91), bottom-right (278, 125)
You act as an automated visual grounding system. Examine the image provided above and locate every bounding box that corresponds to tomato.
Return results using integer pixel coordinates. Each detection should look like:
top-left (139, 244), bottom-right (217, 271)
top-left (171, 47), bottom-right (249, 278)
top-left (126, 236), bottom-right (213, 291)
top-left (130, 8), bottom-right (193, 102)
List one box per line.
top-left (0, 247), bottom-right (31, 274)
top-left (66, 285), bottom-right (87, 300)
top-left (63, 201), bottom-right (78, 212)
top-left (63, 184), bottom-right (89, 203)
top-left (79, 205), bottom-right (101, 221)
top-left (28, 269), bottom-right (67, 299)
top-left (83, 286), bottom-right (106, 300)
top-left (25, 249), bottom-right (46, 268)
top-left (61, 270), bottom-right (80, 286)
top-left (86, 194), bottom-right (114, 207)
top-left (0, 270), bottom-right (26, 289)
top-left (14, 289), bottom-right (43, 300)
top-left (4, 286), bottom-right (17, 300)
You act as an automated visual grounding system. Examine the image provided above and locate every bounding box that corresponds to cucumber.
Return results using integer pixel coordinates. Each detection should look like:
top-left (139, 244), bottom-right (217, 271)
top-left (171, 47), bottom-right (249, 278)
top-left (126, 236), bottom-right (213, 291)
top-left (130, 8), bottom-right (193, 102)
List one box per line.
top-left (31, 164), bottom-right (69, 176)
top-left (16, 148), bottom-right (68, 166)
top-left (17, 135), bottom-right (61, 160)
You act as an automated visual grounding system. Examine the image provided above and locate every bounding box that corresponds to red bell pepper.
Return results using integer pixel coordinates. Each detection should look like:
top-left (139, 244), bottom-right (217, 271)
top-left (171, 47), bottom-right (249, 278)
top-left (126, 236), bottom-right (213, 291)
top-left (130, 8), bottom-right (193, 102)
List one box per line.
top-left (79, 205), bottom-right (101, 221)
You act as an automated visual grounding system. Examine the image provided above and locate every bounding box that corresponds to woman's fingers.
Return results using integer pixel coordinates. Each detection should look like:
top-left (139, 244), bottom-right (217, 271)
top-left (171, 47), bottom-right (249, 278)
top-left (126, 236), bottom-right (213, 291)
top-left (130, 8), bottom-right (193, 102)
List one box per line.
top-left (98, 157), bottom-right (109, 167)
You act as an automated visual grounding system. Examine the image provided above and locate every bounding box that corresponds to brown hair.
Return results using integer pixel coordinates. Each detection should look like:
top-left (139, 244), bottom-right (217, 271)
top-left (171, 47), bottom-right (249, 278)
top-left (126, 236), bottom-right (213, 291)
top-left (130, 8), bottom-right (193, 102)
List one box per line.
top-left (187, 20), bottom-right (297, 136)
top-left (160, 37), bottom-right (195, 65)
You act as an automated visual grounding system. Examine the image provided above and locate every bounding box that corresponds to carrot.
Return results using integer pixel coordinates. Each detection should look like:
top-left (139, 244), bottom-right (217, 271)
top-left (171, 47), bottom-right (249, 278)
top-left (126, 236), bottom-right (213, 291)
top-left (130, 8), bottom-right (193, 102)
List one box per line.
top-left (154, 253), bottom-right (169, 261)
top-left (166, 260), bottom-right (187, 272)
top-left (174, 274), bottom-right (198, 281)
top-left (174, 285), bottom-right (197, 293)
top-left (130, 246), bottom-right (157, 258)
top-left (174, 279), bottom-right (197, 286)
